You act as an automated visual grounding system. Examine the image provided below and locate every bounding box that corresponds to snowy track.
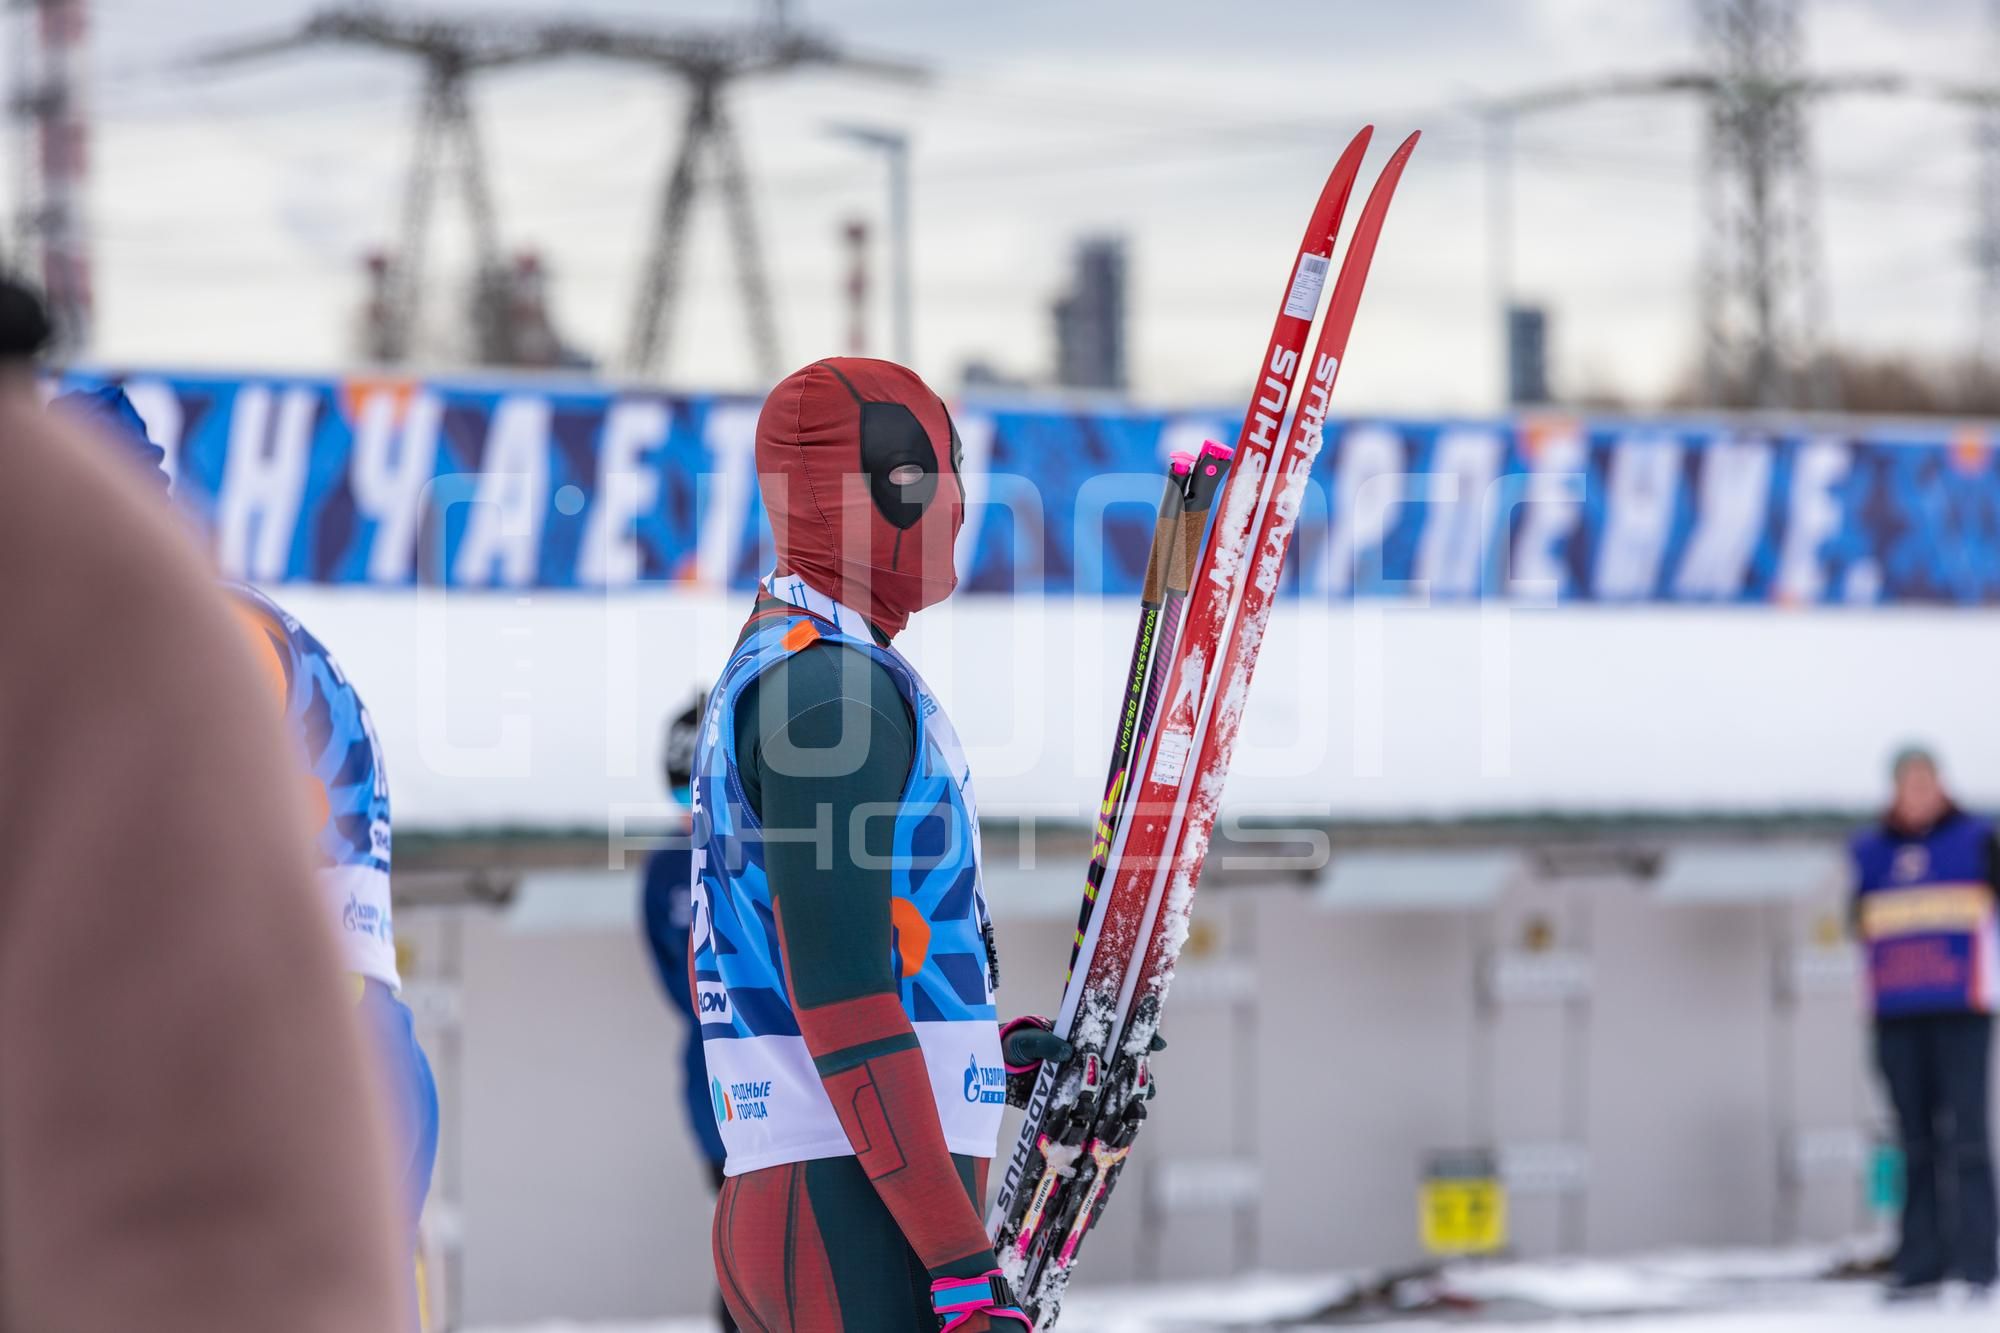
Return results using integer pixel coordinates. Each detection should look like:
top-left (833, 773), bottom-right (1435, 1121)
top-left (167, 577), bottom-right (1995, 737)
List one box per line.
top-left (470, 1248), bottom-right (1995, 1332)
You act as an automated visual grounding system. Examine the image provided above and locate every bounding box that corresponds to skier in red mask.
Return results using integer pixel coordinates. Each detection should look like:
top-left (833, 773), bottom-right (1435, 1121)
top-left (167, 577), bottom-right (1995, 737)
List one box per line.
top-left (688, 359), bottom-right (1064, 1331)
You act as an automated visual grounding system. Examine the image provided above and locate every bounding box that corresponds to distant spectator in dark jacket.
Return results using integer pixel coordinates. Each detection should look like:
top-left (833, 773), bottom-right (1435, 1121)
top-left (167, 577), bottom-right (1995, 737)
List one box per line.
top-left (1852, 745), bottom-right (1998, 1297)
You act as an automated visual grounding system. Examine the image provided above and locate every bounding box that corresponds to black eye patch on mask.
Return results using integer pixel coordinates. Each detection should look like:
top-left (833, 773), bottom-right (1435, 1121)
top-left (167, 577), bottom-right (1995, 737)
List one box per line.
top-left (858, 400), bottom-right (938, 531)
top-left (820, 361), bottom-right (940, 531)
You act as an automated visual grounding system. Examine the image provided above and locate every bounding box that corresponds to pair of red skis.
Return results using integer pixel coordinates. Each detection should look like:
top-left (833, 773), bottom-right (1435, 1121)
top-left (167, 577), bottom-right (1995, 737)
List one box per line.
top-left (988, 124), bottom-right (1420, 1328)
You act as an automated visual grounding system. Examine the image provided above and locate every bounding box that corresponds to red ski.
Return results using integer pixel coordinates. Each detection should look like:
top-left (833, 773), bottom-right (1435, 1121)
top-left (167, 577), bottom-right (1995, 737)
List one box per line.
top-left (1109, 130), bottom-right (1424, 1065)
top-left (988, 127), bottom-right (1421, 1328)
top-left (990, 126), bottom-right (1375, 1236)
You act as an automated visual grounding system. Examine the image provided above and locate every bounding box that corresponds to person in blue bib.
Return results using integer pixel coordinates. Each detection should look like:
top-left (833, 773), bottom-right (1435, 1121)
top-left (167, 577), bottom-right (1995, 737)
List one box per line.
top-left (1852, 745), bottom-right (1999, 1298)
top-left (690, 358), bottom-right (1066, 1332)
top-left (639, 694), bottom-right (736, 1332)
top-left (55, 384), bottom-right (440, 1331)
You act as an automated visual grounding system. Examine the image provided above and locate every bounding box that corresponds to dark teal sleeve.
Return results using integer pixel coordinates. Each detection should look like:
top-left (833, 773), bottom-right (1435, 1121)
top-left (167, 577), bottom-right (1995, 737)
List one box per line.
top-left (735, 641), bottom-right (916, 1009)
top-left (736, 640), bottom-right (1001, 1275)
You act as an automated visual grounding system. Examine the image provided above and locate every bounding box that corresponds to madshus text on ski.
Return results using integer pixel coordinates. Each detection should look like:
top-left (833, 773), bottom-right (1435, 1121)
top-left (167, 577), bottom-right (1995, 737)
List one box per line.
top-left (682, 128), bottom-right (1416, 1333)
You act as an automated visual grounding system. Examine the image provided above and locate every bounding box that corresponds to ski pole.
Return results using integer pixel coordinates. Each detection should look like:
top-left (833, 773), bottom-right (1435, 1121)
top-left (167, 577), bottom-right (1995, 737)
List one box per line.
top-left (1066, 441), bottom-right (1235, 980)
top-left (1065, 455), bottom-right (1191, 976)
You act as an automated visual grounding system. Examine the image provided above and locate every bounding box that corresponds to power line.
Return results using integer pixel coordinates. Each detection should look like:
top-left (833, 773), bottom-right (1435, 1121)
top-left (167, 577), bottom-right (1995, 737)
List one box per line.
top-left (97, 1), bottom-right (1995, 394)
top-left (1473, 0), bottom-right (1956, 410)
top-left (528, 8), bottom-right (924, 379)
top-left (185, 3), bottom-right (928, 378)
top-left (194, 6), bottom-right (571, 364)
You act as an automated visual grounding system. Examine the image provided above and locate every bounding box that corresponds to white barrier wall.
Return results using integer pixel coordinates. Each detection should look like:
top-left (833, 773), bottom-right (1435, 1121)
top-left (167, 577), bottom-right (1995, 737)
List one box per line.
top-left (285, 589), bottom-right (2000, 829)
top-left (404, 841), bottom-right (1918, 1328)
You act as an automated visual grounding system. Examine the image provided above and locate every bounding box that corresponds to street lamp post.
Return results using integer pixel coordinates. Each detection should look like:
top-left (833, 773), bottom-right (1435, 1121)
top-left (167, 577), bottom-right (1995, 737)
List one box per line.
top-left (829, 123), bottom-right (912, 367)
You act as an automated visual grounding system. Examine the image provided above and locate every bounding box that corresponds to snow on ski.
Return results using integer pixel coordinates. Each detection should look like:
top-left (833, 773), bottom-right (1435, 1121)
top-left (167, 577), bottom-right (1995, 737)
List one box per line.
top-left (989, 122), bottom-right (1377, 1282)
top-left (993, 127), bottom-right (1421, 1328)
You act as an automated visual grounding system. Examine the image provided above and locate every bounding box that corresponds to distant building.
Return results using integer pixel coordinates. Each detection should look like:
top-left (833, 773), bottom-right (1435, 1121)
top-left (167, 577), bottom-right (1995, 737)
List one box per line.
top-left (960, 357), bottom-right (1032, 393)
top-left (1507, 303), bottom-right (1551, 406)
top-left (359, 251), bottom-right (399, 365)
top-left (1053, 236), bottom-right (1128, 392)
top-left (472, 252), bottom-right (592, 370)
top-left (360, 248), bottom-right (592, 370)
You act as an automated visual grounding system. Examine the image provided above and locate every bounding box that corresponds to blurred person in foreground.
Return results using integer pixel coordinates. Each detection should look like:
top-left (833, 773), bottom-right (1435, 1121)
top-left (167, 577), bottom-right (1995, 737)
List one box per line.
top-left (639, 693), bottom-right (736, 1332)
top-left (0, 280), bottom-right (405, 1328)
top-left (1852, 745), bottom-right (1999, 1299)
top-left (53, 380), bottom-right (440, 1330)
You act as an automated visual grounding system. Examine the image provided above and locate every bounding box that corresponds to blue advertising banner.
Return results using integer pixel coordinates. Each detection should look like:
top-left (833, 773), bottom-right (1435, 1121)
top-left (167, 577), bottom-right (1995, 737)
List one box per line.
top-left (60, 368), bottom-right (2000, 605)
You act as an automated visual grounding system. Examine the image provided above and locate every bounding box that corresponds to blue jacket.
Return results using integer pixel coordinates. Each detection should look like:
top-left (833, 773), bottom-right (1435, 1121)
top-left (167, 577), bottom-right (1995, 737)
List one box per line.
top-left (1852, 808), bottom-right (2000, 1018)
top-left (641, 846), bottom-right (726, 1165)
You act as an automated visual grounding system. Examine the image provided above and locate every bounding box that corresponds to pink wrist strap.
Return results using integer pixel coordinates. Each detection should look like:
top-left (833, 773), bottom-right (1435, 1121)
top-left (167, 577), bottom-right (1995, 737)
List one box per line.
top-left (930, 1269), bottom-right (1033, 1331)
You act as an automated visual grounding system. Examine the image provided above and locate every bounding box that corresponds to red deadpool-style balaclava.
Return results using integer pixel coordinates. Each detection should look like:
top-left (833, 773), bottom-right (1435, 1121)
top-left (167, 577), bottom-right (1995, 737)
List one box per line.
top-left (755, 357), bottom-right (965, 639)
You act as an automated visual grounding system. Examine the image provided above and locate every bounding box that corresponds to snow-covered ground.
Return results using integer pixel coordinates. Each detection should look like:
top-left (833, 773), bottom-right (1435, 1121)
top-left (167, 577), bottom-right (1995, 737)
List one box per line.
top-left (468, 1248), bottom-right (1995, 1332)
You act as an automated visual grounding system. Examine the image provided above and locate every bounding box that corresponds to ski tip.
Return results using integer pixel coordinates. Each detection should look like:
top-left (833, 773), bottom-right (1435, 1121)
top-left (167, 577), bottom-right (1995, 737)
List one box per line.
top-left (1367, 129), bottom-right (1421, 187)
top-left (1169, 450), bottom-right (1195, 476)
top-left (1335, 125), bottom-right (1374, 173)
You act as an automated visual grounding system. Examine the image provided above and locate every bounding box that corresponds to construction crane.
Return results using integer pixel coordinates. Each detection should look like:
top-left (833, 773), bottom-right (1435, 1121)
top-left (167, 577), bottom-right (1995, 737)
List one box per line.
top-left (195, 6), bottom-right (564, 364)
top-left (539, 13), bottom-right (924, 381)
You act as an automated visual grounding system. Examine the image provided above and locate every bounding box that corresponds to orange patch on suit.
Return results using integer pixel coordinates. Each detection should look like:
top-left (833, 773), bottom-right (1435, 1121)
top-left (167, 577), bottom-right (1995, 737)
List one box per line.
top-left (303, 774), bottom-right (332, 834)
top-left (781, 620), bottom-right (822, 653)
top-left (890, 896), bottom-right (931, 978)
top-left (228, 601), bottom-right (293, 710)
top-left (227, 600), bottom-right (327, 835)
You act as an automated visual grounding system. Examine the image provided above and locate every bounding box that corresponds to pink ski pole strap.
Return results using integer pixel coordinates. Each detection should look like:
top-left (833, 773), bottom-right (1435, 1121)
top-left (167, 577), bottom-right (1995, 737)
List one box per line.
top-left (998, 1015), bottom-right (1054, 1075)
top-left (930, 1270), bottom-right (1033, 1330)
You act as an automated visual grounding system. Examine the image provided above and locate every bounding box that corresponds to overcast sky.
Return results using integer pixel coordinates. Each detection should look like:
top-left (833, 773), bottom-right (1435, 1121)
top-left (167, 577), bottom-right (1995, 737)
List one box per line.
top-left (76, 0), bottom-right (1994, 411)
